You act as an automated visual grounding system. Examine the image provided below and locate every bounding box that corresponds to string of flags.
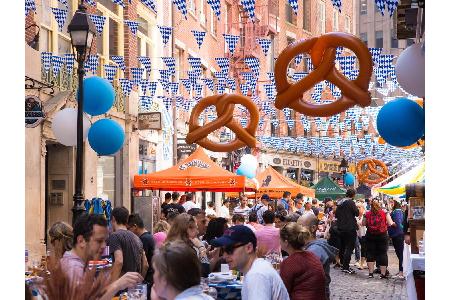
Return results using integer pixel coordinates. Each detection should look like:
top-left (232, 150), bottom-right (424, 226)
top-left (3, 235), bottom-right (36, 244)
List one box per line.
top-left (257, 38), bottom-right (272, 56)
top-left (51, 7), bottom-right (68, 31)
top-left (192, 30), bottom-right (206, 49)
top-left (25, 0), bottom-right (36, 16)
top-left (223, 34), bottom-right (240, 55)
top-left (207, 0), bottom-right (221, 19)
top-left (240, 0), bottom-right (256, 22)
top-left (158, 26), bottom-right (173, 45)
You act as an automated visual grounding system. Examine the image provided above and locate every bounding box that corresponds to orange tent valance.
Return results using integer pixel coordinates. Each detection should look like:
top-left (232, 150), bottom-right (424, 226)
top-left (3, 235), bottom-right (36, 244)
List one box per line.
top-left (133, 147), bottom-right (256, 192)
top-left (226, 166), bottom-right (315, 199)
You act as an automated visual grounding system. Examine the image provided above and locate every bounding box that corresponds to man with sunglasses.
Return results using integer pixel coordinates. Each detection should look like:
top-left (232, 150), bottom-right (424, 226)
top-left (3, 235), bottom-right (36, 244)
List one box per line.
top-left (211, 225), bottom-right (289, 300)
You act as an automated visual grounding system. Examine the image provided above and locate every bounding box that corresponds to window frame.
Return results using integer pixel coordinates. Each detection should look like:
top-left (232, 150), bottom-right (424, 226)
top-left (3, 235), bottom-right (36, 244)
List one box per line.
top-left (303, 0), bottom-right (311, 32)
top-left (332, 8), bottom-right (339, 32)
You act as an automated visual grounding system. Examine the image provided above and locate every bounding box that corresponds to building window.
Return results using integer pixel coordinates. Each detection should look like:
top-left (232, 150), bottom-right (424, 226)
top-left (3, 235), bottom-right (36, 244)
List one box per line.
top-left (225, 3), bottom-right (232, 34)
top-left (318, 1), bottom-right (326, 34)
top-left (41, 0), bottom-right (52, 27)
top-left (58, 36), bottom-right (71, 55)
top-left (391, 29), bottom-right (398, 48)
top-left (138, 15), bottom-right (148, 36)
top-left (375, 30), bottom-right (383, 48)
top-left (210, 7), bottom-right (218, 36)
top-left (360, 0), bottom-right (367, 15)
top-left (286, 3), bottom-right (297, 26)
top-left (97, 156), bottom-right (116, 205)
top-left (303, 0), bottom-right (311, 31)
top-left (332, 8), bottom-right (339, 31)
top-left (39, 28), bottom-right (52, 52)
top-left (98, 0), bottom-right (119, 14)
top-left (345, 15), bottom-right (351, 33)
top-left (109, 19), bottom-right (119, 56)
top-left (189, 0), bottom-right (196, 14)
top-left (174, 47), bottom-right (183, 82)
top-left (360, 32), bottom-right (368, 45)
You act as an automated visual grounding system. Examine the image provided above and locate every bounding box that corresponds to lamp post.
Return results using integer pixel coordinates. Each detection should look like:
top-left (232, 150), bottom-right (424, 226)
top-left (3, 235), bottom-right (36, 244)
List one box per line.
top-left (67, 3), bottom-right (96, 225)
top-left (339, 158), bottom-right (349, 187)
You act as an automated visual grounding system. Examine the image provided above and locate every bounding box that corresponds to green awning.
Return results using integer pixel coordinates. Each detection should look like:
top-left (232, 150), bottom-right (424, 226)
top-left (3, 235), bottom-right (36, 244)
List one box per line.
top-left (312, 176), bottom-right (346, 201)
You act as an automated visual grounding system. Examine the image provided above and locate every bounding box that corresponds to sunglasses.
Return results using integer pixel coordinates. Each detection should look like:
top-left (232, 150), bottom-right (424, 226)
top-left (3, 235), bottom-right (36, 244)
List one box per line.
top-left (224, 243), bottom-right (246, 255)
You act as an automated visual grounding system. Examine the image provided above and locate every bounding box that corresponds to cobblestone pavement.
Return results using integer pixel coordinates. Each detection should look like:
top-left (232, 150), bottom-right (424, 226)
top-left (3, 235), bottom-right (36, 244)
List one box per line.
top-left (330, 247), bottom-right (407, 300)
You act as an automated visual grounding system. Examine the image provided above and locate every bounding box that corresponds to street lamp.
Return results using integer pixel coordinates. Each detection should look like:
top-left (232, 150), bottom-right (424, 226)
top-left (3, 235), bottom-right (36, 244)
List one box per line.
top-left (67, 3), bottom-right (96, 225)
top-left (339, 158), bottom-right (349, 187)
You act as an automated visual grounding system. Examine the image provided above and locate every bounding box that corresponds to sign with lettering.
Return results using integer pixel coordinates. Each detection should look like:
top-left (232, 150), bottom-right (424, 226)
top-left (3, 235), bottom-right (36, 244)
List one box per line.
top-left (178, 159), bottom-right (210, 170)
top-left (25, 95), bottom-right (45, 128)
top-left (271, 156), bottom-right (315, 170)
top-left (177, 143), bottom-right (197, 158)
top-left (319, 160), bottom-right (356, 174)
top-left (138, 112), bottom-right (162, 130)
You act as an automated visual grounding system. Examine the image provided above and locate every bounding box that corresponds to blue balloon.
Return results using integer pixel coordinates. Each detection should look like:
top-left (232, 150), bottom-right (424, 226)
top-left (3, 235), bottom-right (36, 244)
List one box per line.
top-left (88, 119), bottom-right (125, 155)
top-left (236, 165), bottom-right (256, 179)
top-left (344, 173), bottom-right (355, 186)
top-left (81, 76), bottom-right (115, 116)
top-left (376, 98), bottom-right (425, 147)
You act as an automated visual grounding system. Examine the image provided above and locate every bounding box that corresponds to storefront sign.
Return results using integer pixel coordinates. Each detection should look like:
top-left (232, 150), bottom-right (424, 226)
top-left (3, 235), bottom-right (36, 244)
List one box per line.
top-left (271, 156), bottom-right (315, 170)
top-left (25, 95), bottom-right (45, 128)
top-left (138, 112), bottom-right (162, 130)
top-left (319, 160), bottom-right (356, 174)
top-left (177, 143), bottom-right (197, 157)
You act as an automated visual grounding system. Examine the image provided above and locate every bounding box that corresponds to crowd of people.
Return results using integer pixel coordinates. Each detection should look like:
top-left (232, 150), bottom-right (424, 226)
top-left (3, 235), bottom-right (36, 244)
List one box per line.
top-left (34, 189), bottom-right (409, 300)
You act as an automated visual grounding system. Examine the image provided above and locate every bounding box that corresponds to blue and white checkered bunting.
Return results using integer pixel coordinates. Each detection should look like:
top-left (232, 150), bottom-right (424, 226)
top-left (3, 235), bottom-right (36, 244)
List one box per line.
top-left (291, 72), bottom-right (307, 82)
top-left (295, 54), bottom-right (303, 66)
top-left (51, 7), bottom-right (68, 31)
top-left (138, 56), bottom-right (152, 76)
top-left (245, 57), bottom-right (260, 77)
top-left (161, 57), bottom-right (176, 74)
top-left (64, 53), bottom-right (75, 73)
top-left (194, 83), bottom-right (203, 96)
top-left (331, 0), bottom-right (342, 12)
top-left (111, 56), bottom-right (126, 71)
top-left (240, 83), bottom-right (249, 96)
top-left (288, 0), bottom-right (299, 14)
top-left (112, 0), bottom-right (125, 7)
top-left (158, 26), bottom-right (173, 45)
top-left (227, 78), bottom-right (236, 91)
top-left (248, 78), bottom-right (257, 94)
top-left (187, 57), bottom-right (202, 70)
top-left (216, 84), bottom-right (226, 94)
top-left (141, 0), bottom-right (157, 12)
top-left (51, 55), bottom-right (64, 78)
top-left (188, 70), bottom-right (202, 84)
top-left (119, 79), bottom-right (132, 96)
top-left (175, 96), bottom-right (184, 108)
top-left (148, 81), bottom-right (158, 97)
top-left (191, 30), bottom-right (206, 49)
top-left (263, 84), bottom-right (276, 101)
top-left (89, 14), bottom-right (106, 35)
top-left (140, 96), bottom-right (153, 111)
top-left (267, 72), bottom-right (275, 83)
top-left (131, 68), bottom-right (145, 87)
top-left (160, 96), bottom-right (172, 111)
top-left (124, 20), bottom-right (139, 35)
top-left (223, 34), bottom-right (240, 55)
top-left (173, 0), bottom-right (188, 19)
top-left (57, 0), bottom-right (68, 8)
top-left (202, 78), bottom-right (215, 92)
top-left (385, 0), bottom-right (398, 17)
top-left (375, 0), bottom-right (386, 15)
top-left (207, 0), bottom-right (221, 19)
top-left (25, 0), bottom-right (36, 16)
top-left (86, 55), bottom-right (99, 74)
top-left (369, 48), bottom-right (382, 65)
top-left (215, 57), bottom-right (230, 74)
top-left (256, 38), bottom-right (271, 56)
top-left (180, 79), bottom-right (191, 91)
top-left (84, 0), bottom-right (97, 6)
top-left (41, 52), bottom-right (52, 73)
top-left (240, 0), bottom-right (256, 21)
top-left (104, 65), bottom-right (118, 82)
top-left (240, 119), bottom-right (248, 127)
top-left (170, 82), bottom-right (180, 95)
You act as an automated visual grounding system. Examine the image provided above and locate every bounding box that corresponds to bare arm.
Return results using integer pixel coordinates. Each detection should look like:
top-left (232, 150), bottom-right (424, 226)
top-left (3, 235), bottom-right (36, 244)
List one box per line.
top-left (110, 250), bottom-right (124, 282)
top-left (141, 250), bottom-right (149, 278)
top-left (99, 272), bottom-right (143, 300)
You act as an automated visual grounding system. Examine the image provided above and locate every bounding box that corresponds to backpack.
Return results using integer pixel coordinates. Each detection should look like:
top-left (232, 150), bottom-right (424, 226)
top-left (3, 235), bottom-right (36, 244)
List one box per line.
top-left (365, 210), bottom-right (387, 234)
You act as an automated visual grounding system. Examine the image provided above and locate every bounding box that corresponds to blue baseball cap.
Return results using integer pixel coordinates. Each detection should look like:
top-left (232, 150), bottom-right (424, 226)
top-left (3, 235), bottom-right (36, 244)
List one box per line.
top-left (210, 225), bottom-right (257, 249)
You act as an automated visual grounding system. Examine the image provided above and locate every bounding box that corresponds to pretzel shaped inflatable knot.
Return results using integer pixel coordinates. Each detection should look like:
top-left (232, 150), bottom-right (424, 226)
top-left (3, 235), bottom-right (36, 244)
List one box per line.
top-left (186, 94), bottom-right (259, 152)
top-left (274, 32), bottom-right (373, 117)
top-left (356, 159), bottom-right (389, 185)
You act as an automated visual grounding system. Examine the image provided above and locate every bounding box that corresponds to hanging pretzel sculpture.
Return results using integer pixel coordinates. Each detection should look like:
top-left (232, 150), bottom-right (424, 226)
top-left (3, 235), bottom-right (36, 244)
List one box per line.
top-left (186, 94), bottom-right (259, 152)
top-left (274, 32), bottom-right (373, 117)
top-left (356, 158), bottom-right (389, 185)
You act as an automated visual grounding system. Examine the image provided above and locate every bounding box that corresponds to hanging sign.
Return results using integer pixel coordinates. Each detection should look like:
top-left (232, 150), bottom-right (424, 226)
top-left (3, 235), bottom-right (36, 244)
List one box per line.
top-left (138, 112), bottom-right (162, 130)
top-left (25, 95), bottom-right (45, 128)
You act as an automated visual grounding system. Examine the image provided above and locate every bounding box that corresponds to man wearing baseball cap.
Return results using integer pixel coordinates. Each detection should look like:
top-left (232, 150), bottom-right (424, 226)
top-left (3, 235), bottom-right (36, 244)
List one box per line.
top-left (211, 225), bottom-right (289, 300)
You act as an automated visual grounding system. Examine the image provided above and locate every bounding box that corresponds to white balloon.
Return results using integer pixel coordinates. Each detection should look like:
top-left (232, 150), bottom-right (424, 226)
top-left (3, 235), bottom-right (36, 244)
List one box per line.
top-left (395, 43), bottom-right (425, 98)
top-left (240, 154), bottom-right (258, 170)
top-left (52, 108), bottom-right (91, 146)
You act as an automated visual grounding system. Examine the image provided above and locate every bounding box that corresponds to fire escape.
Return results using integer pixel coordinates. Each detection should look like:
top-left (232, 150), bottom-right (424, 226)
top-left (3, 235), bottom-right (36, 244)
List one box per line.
top-left (226, 0), bottom-right (279, 97)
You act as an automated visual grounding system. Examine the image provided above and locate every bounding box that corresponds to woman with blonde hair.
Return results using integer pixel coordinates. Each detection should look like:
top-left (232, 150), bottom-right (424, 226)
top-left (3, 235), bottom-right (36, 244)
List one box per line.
top-left (48, 221), bottom-right (73, 260)
top-left (153, 220), bottom-right (170, 248)
top-left (279, 223), bottom-right (327, 300)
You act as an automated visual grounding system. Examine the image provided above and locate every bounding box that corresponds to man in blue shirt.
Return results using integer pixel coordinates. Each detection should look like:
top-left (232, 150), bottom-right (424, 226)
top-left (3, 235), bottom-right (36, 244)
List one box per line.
top-left (280, 191), bottom-right (291, 211)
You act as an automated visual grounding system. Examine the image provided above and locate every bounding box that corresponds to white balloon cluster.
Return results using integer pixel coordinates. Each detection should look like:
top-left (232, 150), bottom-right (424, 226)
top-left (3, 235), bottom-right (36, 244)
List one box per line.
top-left (236, 154), bottom-right (258, 179)
top-left (52, 108), bottom-right (91, 146)
top-left (395, 43), bottom-right (425, 98)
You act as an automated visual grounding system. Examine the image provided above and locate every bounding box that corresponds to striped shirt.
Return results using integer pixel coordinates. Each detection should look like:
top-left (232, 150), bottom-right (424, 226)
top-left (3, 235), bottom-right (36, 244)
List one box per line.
top-left (108, 229), bottom-right (144, 276)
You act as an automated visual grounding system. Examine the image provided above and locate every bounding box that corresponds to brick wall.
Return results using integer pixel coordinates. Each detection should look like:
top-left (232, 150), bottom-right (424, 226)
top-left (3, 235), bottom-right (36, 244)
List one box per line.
top-left (124, 1), bottom-right (138, 82)
top-left (25, 11), bottom-right (37, 45)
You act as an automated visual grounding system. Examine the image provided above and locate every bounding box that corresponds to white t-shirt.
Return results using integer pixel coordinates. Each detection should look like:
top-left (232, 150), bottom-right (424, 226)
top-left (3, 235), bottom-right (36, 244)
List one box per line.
top-left (233, 206), bottom-right (251, 217)
top-left (218, 205), bottom-right (230, 219)
top-left (242, 258), bottom-right (289, 300)
top-left (205, 207), bottom-right (216, 217)
top-left (183, 201), bottom-right (200, 212)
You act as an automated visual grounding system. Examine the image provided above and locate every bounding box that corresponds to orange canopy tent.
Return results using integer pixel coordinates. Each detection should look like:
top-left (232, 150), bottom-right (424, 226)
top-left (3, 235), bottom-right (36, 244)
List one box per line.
top-left (226, 166), bottom-right (315, 199)
top-left (133, 147), bottom-right (256, 192)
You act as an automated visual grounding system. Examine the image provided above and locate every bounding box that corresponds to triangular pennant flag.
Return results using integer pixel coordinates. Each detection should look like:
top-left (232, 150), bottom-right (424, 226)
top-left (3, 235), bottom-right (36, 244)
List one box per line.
top-left (124, 20), bottom-right (139, 35)
top-left (85, 55), bottom-right (99, 74)
top-left (51, 7), bottom-right (68, 31)
top-left (141, 0), bottom-right (157, 12)
top-left (295, 54), bottom-right (303, 65)
top-left (51, 55), bottom-right (64, 78)
top-left (89, 14), bottom-right (106, 35)
top-left (191, 30), bottom-right (206, 49)
top-left (58, 0), bottom-right (68, 8)
top-left (148, 81), bottom-right (158, 97)
top-left (138, 56), bottom-right (152, 76)
top-left (25, 0), bottom-right (37, 16)
top-left (140, 96), bottom-right (153, 111)
top-left (227, 78), bottom-right (236, 91)
top-left (41, 52), bottom-right (52, 73)
top-left (112, 0), bottom-right (125, 7)
top-left (256, 38), bottom-right (271, 56)
top-left (180, 78), bottom-right (192, 91)
top-left (240, 0), bottom-right (256, 21)
top-left (173, 0), bottom-right (188, 19)
top-left (158, 26), bottom-right (173, 45)
top-left (111, 56), bottom-right (126, 71)
top-left (374, 0), bottom-right (386, 15)
top-left (215, 57), bottom-right (230, 74)
top-left (175, 96), bottom-right (184, 108)
top-left (161, 57), bottom-right (176, 74)
top-left (187, 57), bottom-right (202, 70)
top-left (244, 57), bottom-right (260, 77)
top-left (194, 83), bottom-right (203, 96)
top-left (131, 68), bottom-right (145, 87)
top-left (202, 78), bottom-right (215, 92)
top-left (267, 72), bottom-right (275, 83)
top-left (119, 78), bottom-right (132, 96)
top-left (331, 0), bottom-right (342, 12)
top-left (223, 34), bottom-right (240, 55)
top-left (385, 0), bottom-right (399, 17)
top-left (104, 65), bottom-right (118, 82)
top-left (240, 83), bottom-right (249, 96)
top-left (170, 82), bottom-right (180, 95)
top-left (288, 0), bottom-right (299, 15)
top-left (216, 83), bottom-right (226, 94)
top-left (207, 0), bottom-right (221, 19)
top-left (188, 70), bottom-right (202, 84)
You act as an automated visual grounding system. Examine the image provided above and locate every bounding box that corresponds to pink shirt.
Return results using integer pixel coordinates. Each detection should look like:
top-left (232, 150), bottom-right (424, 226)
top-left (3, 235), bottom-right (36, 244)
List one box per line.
top-left (60, 250), bottom-right (85, 284)
top-left (255, 225), bottom-right (281, 255)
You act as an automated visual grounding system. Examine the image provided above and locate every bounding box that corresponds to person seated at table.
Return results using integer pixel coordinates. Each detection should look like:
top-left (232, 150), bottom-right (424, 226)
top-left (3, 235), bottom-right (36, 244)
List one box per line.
top-left (48, 221), bottom-right (73, 260)
top-left (151, 240), bottom-right (214, 300)
top-left (279, 223), bottom-right (327, 300)
top-left (211, 225), bottom-right (289, 300)
top-left (202, 217), bottom-right (229, 272)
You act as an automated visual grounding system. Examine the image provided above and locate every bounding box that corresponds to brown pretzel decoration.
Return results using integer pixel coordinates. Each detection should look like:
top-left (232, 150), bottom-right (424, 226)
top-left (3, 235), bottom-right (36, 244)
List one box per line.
top-left (356, 158), bottom-right (389, 185)
top-left (186, 94), bottom-right (259, 152)
top-left (274, 32), bottom-right (373, 117)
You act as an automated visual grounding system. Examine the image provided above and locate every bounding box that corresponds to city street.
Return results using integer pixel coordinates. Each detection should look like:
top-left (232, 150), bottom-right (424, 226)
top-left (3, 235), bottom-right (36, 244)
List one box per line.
top-left (330, 247), bottom-right (407, 300)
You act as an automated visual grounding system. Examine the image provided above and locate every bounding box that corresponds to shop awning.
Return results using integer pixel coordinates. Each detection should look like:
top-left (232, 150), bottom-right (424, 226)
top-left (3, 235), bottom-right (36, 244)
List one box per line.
top-left (133, 147), bottom-right (256, 192)
top-left (375, 162), bottom-right (425, 196)
top-left (312, 176), bottom-right (346, 201)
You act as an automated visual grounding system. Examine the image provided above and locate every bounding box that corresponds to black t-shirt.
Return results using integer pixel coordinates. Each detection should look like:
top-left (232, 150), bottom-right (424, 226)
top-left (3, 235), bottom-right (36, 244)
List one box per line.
top-left (139, 231), bottom-right (155, 284)
top-left (162, 203), bottom-right (185, 217)
top-left (108, 229), bottom-right (143, 276)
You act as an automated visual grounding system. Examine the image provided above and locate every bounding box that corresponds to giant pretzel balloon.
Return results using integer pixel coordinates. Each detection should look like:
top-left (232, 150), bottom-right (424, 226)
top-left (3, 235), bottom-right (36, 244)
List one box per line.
top-left (356, 158), bottom-right (389, 185)
top-left (186, 94), bottom-right (259, 152)
top-left (274, 32), bottom-right (373, 117)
